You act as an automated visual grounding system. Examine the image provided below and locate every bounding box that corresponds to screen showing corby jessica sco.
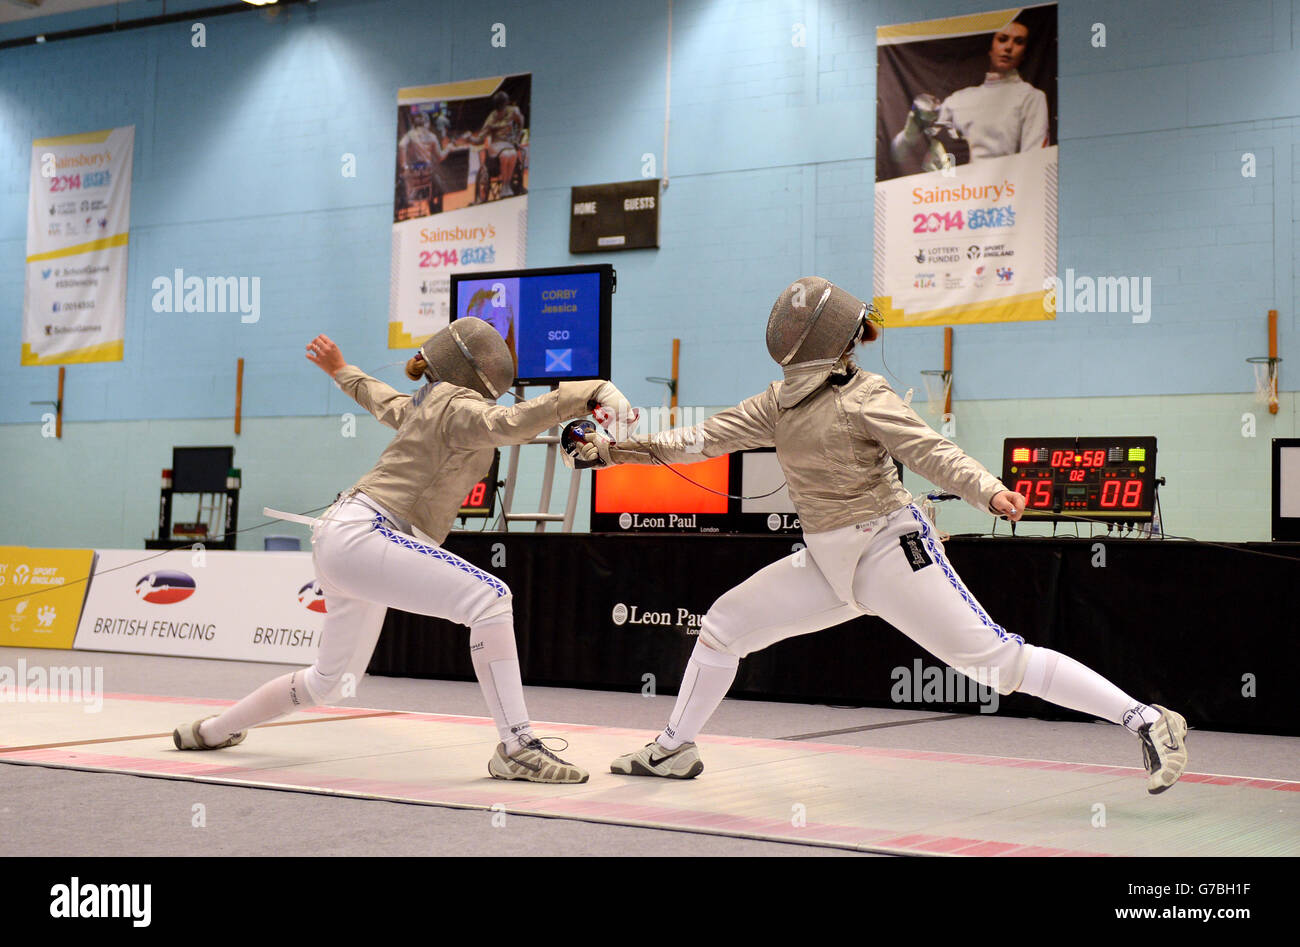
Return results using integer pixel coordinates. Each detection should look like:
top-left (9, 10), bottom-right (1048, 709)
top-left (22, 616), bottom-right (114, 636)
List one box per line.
top-left (453, 271), bottom-right (601, 381)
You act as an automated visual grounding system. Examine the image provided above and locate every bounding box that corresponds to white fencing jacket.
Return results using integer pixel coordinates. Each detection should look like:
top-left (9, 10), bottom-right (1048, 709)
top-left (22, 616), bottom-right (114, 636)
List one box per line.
top-left (333, 365), bottom-right (603, 542)
top-left (609, 367), bottom-right (1008, 534)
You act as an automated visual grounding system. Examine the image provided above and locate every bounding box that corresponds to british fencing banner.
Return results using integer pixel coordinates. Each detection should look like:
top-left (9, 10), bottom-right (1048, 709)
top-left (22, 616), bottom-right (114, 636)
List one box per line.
top-left (73, 550), bottom-right (328, 665)
top-left (389, 74), bottom-right (530, 349)
top-left (23, 126), bottom-right (134, 365)
top-left (874, 6), bottom-right (1057, 326)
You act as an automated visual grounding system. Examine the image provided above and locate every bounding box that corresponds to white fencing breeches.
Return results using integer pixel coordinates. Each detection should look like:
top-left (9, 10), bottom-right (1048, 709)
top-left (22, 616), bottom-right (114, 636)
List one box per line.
top-left (304, 494), bottom-right (513, 703)
top-left (697, 503), bottom-right (1031, 695)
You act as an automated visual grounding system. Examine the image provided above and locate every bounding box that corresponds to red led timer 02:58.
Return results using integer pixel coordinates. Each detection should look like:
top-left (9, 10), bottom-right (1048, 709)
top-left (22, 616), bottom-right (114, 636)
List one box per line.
top-left (1000, 437), bottom-right (1157, 522)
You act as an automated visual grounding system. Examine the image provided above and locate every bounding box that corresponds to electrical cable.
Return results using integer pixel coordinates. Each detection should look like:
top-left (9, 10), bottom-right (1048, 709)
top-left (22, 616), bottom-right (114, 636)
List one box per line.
top-left (0, 504), bottom-right (334, 606)
top-left (639, 444), bottom-right (787, 500)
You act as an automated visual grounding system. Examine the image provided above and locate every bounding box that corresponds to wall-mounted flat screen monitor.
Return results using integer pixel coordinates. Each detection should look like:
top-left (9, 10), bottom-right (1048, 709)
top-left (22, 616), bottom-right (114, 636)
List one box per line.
top-left (172, 446), bottom-right (234, 494)
top-left (591, 448), bottom-right (798, 534)
top-left (449, 264), bottom-right (613, 387)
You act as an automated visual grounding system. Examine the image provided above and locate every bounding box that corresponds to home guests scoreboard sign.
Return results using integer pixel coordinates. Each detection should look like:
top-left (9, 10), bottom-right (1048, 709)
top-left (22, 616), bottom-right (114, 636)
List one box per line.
top-left (569, 180), bottom-right (660, 253)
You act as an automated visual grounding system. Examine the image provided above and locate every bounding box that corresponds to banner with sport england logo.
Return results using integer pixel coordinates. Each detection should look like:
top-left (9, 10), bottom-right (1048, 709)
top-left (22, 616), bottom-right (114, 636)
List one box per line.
top-left (73, 550), bottom-right (328, 665)
top-left (874, 5), bottom-right (1057, 326)
top-left (23, 126), bottom-right (134, 365)
top-left (388, 74), bottom-right (530, 349)
top-left (0, 547), bottom-right (96, 650)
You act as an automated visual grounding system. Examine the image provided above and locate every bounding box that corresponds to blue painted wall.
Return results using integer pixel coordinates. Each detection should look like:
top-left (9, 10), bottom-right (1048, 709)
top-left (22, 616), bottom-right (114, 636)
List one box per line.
top-left (1, 0), bottom-right (1297, 545)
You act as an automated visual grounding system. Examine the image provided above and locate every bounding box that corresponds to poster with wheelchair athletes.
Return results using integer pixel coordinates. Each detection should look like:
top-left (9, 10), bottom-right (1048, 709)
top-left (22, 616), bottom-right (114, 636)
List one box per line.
top-left (388, 73), bottom-right (530, 349)
top-left (874, 5), bottom-right (1057, 327)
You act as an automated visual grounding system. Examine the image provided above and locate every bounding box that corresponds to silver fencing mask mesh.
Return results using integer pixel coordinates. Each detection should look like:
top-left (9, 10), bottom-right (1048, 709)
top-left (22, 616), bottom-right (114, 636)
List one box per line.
top-left (420, 317), bottom-right (515, 399)
top-left (766, 277), bottom-right (872, 407)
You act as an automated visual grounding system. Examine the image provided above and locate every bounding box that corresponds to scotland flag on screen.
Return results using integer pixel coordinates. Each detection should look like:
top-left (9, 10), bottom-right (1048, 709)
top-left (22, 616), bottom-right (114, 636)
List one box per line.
top-left (545, 348), bottom-right (572, 372)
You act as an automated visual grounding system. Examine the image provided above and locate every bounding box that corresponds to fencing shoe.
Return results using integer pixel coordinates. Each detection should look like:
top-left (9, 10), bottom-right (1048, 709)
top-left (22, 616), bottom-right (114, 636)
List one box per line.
top-left (1138, 704), bottom-right (1188, 794)
top-left (173, 715), bottom-right (246, 751)
top-left (489, 736), bottom-right (589, 784)
top-left (610, 741), bottom-right (704, 779)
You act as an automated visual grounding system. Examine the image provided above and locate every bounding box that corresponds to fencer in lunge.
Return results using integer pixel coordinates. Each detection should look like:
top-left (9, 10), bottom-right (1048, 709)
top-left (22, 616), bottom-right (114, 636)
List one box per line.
top-left (173, 317), bottom-right (635, 784)
top-left (574, 277), bottom-right (1189, 793)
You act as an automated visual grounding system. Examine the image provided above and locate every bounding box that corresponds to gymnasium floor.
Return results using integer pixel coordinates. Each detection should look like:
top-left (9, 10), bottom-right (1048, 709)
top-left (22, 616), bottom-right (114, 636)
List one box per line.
top-left (2, 646), bottom-right (1296, 857)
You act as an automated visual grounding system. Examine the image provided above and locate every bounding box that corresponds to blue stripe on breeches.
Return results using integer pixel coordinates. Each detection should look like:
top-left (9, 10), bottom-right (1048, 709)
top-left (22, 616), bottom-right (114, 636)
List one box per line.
top-left (371, 514), bottom-right (509, 599)
top-left (908, 506), bottom-right (1023, 646)
top-left (907, 505), bottom-right (1030, 693)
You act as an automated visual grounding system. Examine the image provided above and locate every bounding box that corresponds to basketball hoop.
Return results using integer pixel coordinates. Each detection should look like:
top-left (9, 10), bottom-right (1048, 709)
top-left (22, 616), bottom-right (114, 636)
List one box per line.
top-left (1247, 355), bottom-right (1282, 414)
top-left (919, 369), bottom-right (952, 418)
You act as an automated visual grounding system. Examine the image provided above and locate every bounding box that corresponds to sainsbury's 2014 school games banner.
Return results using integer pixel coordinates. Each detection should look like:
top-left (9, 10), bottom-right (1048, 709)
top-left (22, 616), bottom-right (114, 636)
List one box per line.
top-left (389, 74), bottom-right (530, 349)
top-left (874, 5), bottom-right (1057, 327)
top-left (23, 126), bottom-right (134, 365)
top-left (73, 550), bottom-right (328, 666)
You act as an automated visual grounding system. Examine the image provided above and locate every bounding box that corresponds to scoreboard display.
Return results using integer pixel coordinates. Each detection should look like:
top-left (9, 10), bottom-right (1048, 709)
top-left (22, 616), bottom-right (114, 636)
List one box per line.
top-left (457, 450), bottom-right (501, 520)
top-left (569, 179), bottom-right (661, 253)
top-left (1001, 437), bottom-right (1157, 522)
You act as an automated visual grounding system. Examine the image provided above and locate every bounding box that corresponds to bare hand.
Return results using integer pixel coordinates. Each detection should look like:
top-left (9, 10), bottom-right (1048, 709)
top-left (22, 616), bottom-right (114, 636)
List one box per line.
top-left (991, 490), bottom-right (1026, 521)
top-left (305, 334), bottom-right (346, 376)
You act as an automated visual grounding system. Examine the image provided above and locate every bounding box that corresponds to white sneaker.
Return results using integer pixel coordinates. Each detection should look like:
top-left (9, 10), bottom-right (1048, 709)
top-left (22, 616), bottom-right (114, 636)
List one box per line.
top-left (488, 737), bottom-right (588, 784)
top-left (610, 741), bottom-right (703, 779)
top-left (1138, 704), bottom-right (1188, 794)
top-left (173, 715), bottom-right (246, 751)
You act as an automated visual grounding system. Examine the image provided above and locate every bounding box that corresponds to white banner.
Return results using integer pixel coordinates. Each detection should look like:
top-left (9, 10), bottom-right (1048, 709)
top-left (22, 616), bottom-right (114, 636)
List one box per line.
top-left (874, 147), bottom-right (1057, 325)
top-left (73, 550), bottom-right (328, 665)
top-left (389, 198), bottom-right (527, 342)
top-left (874, 5), bottom-right (1058, 326)
top-left (23, 126), bottom-right (134, 365)
top-left (388, 74), bottom-right (530, 349)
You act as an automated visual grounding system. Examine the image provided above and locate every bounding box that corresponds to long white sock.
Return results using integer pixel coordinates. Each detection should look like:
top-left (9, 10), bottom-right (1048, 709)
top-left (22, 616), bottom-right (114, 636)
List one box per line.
top-left (198, 669), bottom-right (314, 745)
top-left (468, 618), bottom-right (533, 753)
top-left (657, 640), bottom-right (740, 751)
top-left (1018, 647), bottom-right (1159, 732)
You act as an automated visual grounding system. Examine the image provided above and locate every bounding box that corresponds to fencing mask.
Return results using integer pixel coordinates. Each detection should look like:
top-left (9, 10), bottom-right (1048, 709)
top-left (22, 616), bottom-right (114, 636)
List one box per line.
top-left (419, 317), bottom-right (515, 399)
top-left (766, 277), bottom-right (878, 408)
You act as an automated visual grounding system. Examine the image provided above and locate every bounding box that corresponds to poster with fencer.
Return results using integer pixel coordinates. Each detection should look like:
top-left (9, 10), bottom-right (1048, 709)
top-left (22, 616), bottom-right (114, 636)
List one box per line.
top-left (874, 5), bottom-right (1057, 327)
top-left (388, 73), bottom-right (531, 350)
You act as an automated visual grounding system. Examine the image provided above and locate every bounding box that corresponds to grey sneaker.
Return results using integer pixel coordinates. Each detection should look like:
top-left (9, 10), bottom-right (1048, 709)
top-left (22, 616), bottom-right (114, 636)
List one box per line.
top-left (173, 715), bottom-right (246, 751)
top-left (1138, 704), bottom-right (1188, 794)
top-left (488, 736), bottom-right (589, 784)
top-left (610, 741), bottom-right (703, 779)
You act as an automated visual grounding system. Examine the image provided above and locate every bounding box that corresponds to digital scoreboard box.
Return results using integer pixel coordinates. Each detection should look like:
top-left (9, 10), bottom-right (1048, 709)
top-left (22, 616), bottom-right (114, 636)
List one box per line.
top-left (592, 448), bottom-right (800, 534)
top-left (450, 264), bottom-right (613, 388)
top-left (1001, 437), bottom-right (1158, 522)
top-left (456, 450), bottom-right (501, 521)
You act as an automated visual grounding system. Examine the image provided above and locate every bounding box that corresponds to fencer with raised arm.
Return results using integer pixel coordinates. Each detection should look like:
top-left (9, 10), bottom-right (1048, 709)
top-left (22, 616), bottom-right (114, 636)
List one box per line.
top-left (173, 318), bottom-right (635, 784)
